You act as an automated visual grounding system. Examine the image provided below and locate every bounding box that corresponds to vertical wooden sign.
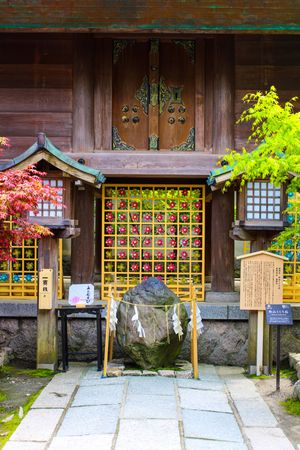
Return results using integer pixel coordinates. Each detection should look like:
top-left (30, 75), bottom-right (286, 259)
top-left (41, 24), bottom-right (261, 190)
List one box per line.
top-left (237, 251), bottom-right (287, 376)
top-left (238, 252), bottom-right (285, 311)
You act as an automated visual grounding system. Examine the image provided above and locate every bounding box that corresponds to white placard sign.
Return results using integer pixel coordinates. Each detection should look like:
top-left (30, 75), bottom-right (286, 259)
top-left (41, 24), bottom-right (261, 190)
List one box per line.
top-left (68, 284), bottom-right (94, 306)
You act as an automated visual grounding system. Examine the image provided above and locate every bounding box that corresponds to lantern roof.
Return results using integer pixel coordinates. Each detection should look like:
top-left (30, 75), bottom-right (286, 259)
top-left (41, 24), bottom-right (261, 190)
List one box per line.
top-left (237, 251), bottom-right (288, 261)
top-left (207, 162), bottom-right (237, 190)
top-left (0, 133), bottom-right (106, 187)
top-left (207, 161), bottom-right (297, 191)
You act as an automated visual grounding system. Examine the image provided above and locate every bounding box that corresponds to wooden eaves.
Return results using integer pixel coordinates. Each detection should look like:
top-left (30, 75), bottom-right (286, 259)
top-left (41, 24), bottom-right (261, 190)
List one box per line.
top-left (0, 132), bottom-right (106, 188)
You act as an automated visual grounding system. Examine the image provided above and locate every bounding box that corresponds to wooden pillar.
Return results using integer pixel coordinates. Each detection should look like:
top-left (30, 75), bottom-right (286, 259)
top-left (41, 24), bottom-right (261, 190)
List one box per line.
top-left (37, 237), bottom-right (58, 370)
top-left (205, 199), bottom-right (212, 277)
top-left (210, 35), bottom-right (235, 292)
top-left (94, 38), bottom-right (112, 150)
top-left (71, 186), bottom-right (95, 283)
top-left (72, 35), bottom-right (94, 152)
top-left (94, 198), bottom-right (102, 274)
top-left (248, 233), bottom-right (273, 374)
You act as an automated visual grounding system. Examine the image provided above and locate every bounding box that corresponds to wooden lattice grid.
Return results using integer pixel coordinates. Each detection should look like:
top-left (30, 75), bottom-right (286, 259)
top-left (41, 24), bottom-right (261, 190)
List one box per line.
top-left (101, 184), bottom-right (205, 301)
top-left (0, 220), bottom-right (63, 299)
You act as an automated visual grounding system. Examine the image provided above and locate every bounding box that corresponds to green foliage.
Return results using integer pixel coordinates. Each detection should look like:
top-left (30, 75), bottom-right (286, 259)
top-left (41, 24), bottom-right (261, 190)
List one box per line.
top-left (0, 390), bottom-right (7, 402)
top-left (0, 388), bottom-right (43, 448)
top-left (247, 373), bottom-right (271, 379)
top-left (281, 398), bottom-right (300, 416)
top-left (246, 367), bottom-right (297, 381)
top-left (0, 365), bottom-right (55, 379)
top-left (223, 86), bottom-right (300, 246)
top-left (277, 367), bottom-right (298, 382)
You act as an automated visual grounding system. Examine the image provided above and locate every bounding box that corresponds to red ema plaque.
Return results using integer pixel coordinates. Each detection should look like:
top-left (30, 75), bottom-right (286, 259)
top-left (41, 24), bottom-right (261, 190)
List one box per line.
top-left (237, 251), bottom-right (287, 311)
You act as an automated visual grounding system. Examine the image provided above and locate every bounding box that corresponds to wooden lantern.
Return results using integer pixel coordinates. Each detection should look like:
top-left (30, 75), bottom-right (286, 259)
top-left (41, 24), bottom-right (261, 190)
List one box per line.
top-left (1, 132), bottom-right (105, 238)
top-left (236, 180), bottom-right (287, 231)
top-left (28, 171), bottom-right (73, 229)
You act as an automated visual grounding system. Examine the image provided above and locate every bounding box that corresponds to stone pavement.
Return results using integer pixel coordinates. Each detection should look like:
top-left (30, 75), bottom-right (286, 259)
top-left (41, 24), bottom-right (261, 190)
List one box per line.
top-left (3, 364), bottom-right (296, 450)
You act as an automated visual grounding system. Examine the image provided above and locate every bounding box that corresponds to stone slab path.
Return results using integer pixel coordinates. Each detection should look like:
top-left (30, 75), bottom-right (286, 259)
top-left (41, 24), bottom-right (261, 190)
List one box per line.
top-left (3, 364), bottom-right (296, 450)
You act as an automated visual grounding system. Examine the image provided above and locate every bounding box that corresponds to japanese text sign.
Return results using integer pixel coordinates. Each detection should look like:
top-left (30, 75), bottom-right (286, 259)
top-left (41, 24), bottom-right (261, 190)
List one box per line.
top-left (69, 284), bottom-right (94, 306)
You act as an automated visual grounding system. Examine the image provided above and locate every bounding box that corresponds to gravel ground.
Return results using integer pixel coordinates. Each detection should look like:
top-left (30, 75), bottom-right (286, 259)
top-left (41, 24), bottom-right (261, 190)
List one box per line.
top-left (252, 376), bottom-right (300, 448)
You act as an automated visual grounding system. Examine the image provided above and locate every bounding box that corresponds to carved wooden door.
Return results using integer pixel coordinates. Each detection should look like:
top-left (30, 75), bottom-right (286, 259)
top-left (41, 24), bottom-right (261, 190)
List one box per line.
top-left (112, 39), bottom-right (195, 151)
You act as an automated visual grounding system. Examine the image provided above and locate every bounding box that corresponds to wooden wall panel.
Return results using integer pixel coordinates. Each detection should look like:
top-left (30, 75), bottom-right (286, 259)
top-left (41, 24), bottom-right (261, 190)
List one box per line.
top-left (0, 113), bottom-right (72, 136)
top-left (1, 137), bottom-right (71, 159)
top-left (195, 39), bottom-right (204, 151)
top-left (0, 35), bottom-right (73, 159)
top-left (0, 89), bottom-right (72, 112)
top-left (234, 36), bottom-right (300, 150)
top-left (94, 39), bottom-right (112, 150)
top-left (72, 35), bottom-right (94, 152)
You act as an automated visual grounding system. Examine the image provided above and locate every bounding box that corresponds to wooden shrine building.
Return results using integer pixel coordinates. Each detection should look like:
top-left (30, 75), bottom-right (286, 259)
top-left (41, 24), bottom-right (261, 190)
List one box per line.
top-left (0, 2), bottom-right (299, 306)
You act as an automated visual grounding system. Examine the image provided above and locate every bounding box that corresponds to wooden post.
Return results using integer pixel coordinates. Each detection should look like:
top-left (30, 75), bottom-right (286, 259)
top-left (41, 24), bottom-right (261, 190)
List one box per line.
top-left (211, 36), bottom-right (235, 292)
top-left (95, 198), bottom-right (102, 275)
top-left (263, 315), bottom-right (273, 375)
top-left (249, 234), bottom-right (273, 374)
top-left (211, 190), bottom-right (234, 291)
top-left (103, 295), bottom-right (112, 377)
top-left (205, 199), bottom-right (212, 278)
top-left (256, 311), bottom-right (264, 376)
top-left (71, 185), bottom-right (95, 283)
top-left (37, 237), bottom-right (58, 370)
top-left (72, 35), bottom-right (94, 152)
top-left (248, 311), bottom-right (258, 375)
top-left (191, 299), bottom-right (199, 379)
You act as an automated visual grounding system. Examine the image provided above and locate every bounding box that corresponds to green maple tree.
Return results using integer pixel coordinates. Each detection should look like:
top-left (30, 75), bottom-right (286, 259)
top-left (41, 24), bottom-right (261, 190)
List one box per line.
top-left (222, 86), bottom-right (300, 247)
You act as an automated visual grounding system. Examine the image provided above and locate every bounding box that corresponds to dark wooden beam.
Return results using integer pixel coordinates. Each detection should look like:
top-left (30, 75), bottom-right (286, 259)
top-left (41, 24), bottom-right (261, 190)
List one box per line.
top-left (0, 2), bottom-right (299, 33)
top-left (71, 185), bottom-right (95, 283)
top-left (65, 151), bottom-right (220, 177)
top-left (211, 36), bottom-right (235, 292)
top-left (72, 35), bottom-right (94, 152)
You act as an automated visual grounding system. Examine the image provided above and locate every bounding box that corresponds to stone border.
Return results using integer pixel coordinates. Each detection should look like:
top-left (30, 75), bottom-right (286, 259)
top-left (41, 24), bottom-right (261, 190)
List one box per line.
top-left (106, 359), bottom-right (193, 379)
top-left (289, 353), bottom-right (300, 401)
top-left (0, 300), bottom-right (250, 320)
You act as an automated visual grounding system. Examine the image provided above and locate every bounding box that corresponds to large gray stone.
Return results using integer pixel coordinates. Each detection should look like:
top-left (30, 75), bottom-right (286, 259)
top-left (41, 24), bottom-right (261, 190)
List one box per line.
top-left (116, 278), bottom-right (188, 370)
top-left (10, 409), bottom-right (64, 442)
top-left (57, 405), bottom-right (119, 436)
top-left (123, 393), bottom-right (177, 419)
top-left (72, 384), bottom-right (123, 406)
top-left (179, 388), bottom-right (231, 413)
top-left (233, 398), bottom-right (277, 427)
top-left (49, 434), bottom-right (114, 450)
top-left (4, 443), bottom-right (46, 450)
top-left (244, 427), bottom-right (294, 450)
top-left (182, 409), bottom-right (243, 443)
top-left (293, 380), bottom-right (300, 400)
top-left (185, 439), bottom-right (248, 450)
top-left (115, 419), bottom-right (181, 450)
top-left (127, 377), bottom-right (175, 396)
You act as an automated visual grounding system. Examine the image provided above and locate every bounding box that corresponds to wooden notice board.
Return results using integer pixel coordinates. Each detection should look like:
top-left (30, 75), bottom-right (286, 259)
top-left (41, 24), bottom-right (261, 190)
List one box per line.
top-left (237, 251), bottom-right (287, 311)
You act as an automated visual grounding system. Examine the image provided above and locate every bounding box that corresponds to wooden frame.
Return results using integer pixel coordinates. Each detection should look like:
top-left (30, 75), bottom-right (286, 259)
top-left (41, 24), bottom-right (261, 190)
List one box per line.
top-left (237, 180), bottom-right (286, 230)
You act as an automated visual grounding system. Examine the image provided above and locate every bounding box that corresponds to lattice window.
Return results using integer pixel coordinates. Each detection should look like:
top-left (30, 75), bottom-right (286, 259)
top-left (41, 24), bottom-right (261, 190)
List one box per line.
top-left (246, 181), bottom-right (282, 221)
top-left (101, 184), bottom-right (205, 301)
top-left (28, 178), bottom-right (64, 219)
top-left (0, 219), bottom-right (63, 299)
top-left (272, 192), bottom-right (300, 303)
